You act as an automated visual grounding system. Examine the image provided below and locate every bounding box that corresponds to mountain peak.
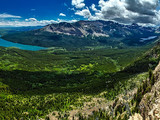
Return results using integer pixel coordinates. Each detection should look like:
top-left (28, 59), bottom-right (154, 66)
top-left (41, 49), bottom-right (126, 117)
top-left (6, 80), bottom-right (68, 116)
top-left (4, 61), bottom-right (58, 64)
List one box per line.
top-left (131, 23), bottom-right (139, 26)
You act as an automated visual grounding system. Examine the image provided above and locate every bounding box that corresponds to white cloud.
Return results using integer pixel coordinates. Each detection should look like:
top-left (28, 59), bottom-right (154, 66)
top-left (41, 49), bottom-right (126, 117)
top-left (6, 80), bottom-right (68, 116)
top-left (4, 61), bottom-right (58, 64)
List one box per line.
top-left (0, 18), bottom-right (57, 27)
top-left (59, 13), bottom-right (66, 17)
top-left (90, 4), bottom-right (98, 12)
top-left (70, 19), bottom-right (78, 22)
top-left (72, 0), bottom-right (85, 8)
top-left (1, 0), bottom-right (160, 27)
top-left (57, 18), bottom-right (78, 23)
top-left (0, 13), bottom-right (21, 18)
top-left (98, 0), bottom-right (160, 25)
top-left (75, 8), bottom-right (91, 18)
top-left (74, 0), bottom-right (160, 25)
top-left (0, 18), bottom-right (78, 27)
top-left (68, 8), bottom-right (76, 11)
top-left (97, 0), bottom-right (128, 21)
top-left (25, 18), bottom-right (37, 21)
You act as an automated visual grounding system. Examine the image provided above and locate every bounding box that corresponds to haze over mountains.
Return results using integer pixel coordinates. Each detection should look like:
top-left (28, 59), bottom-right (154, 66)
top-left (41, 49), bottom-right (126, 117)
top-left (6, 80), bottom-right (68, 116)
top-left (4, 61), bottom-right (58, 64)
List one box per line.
top-left (2, 20), bottom-right (159, 49)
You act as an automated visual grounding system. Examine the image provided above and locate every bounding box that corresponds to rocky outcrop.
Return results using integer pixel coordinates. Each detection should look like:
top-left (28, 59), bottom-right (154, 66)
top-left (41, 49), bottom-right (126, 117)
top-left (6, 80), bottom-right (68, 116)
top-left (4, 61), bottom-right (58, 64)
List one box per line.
top-left (129, 113), bottom-right (143, 120)
top-left (138, 62), bottom-right (160, 120)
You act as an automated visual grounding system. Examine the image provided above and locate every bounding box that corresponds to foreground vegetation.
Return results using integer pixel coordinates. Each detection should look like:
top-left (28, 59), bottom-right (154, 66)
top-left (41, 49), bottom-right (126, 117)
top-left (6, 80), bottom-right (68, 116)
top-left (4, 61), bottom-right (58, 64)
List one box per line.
top-left (0, 43), bottom-right (159, 119)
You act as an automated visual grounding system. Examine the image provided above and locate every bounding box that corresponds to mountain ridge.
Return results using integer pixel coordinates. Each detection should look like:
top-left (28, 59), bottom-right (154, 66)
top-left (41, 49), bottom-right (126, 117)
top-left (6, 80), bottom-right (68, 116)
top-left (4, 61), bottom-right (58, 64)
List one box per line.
top-left (2, 20), bottom-right (159, 49)
top-left (41, 20), bottom-right (156, 37)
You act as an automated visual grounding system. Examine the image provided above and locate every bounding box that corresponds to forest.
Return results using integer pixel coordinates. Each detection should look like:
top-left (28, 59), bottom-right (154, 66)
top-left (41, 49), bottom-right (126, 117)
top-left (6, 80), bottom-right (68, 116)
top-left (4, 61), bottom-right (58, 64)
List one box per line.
top-left (0, 42), bottom-right (159, 119)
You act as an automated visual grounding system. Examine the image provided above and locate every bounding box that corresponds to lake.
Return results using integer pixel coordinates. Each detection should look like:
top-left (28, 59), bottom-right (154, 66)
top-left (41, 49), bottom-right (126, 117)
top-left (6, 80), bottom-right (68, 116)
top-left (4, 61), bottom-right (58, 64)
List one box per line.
top-left (0, 35), bottom-right (46, 51)
top-left (140, 36), bottom-right (157, 42)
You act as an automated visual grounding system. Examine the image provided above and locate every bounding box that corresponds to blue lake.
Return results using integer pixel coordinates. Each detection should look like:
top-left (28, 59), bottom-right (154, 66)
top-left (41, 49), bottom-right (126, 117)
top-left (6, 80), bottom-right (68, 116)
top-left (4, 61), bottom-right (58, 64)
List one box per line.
top-left (140, 36), bottom-right (157, 42)
top-left (0, 35), bottom-right (46, 51)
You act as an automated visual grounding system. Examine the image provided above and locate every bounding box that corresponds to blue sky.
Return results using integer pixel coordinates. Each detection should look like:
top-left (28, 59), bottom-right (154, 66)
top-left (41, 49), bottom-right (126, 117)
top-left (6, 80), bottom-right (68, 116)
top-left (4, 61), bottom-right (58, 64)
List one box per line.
top-left (0, 0), bottom-right (75, 20)
top-left (0, 0), bottom-right (160, 26)
top-left (0, 0), bottom-right (96, 21)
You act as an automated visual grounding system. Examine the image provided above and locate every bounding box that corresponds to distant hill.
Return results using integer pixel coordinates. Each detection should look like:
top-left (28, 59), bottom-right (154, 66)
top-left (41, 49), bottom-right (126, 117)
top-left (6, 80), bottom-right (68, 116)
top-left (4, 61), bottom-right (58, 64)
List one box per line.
top-left (2, 20), bottom-right (159, 49)
top-left (0, 26), bottom-right (43, 35)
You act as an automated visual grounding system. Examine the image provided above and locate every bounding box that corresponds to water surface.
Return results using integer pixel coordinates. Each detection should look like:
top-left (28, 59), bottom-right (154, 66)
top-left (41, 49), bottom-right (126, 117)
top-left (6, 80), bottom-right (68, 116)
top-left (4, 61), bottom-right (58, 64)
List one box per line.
top-left (140, 36), bottom-right (157, 42)
top-left (0, 35), bottom-right (46, 51)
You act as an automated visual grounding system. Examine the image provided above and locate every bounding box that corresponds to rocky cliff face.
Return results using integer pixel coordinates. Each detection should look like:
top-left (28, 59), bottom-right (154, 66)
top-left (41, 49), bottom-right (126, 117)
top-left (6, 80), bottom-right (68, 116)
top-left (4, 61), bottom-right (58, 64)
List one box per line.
top-left (138, 62), bottom-right (160, 120)
top-left (129, 62), bottom-right (160, 120)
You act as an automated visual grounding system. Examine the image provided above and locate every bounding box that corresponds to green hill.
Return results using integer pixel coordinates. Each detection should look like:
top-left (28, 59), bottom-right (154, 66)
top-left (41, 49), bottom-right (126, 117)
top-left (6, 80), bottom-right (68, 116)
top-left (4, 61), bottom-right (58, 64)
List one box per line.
top-left (0, 43), bottom-right (158, 119)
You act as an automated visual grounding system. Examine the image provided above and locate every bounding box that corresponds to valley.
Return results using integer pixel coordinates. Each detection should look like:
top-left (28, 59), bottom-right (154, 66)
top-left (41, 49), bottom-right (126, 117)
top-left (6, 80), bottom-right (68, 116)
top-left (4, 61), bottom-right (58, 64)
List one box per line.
top-left (0, 41), bottom-right (158, 119)
top-left (1, 0), bottom-right (160, 119)
top-left (0, 21), bottom-right (160, 120)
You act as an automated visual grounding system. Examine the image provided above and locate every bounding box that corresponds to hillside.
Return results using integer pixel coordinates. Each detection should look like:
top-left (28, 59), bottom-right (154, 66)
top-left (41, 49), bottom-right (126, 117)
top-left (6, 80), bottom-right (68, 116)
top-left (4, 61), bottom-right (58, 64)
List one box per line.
top-left (2, 20), bottom-right (159, 49)
top-left (62, 42), bottom-right (160, 119)
top-left (84, 42), bottom-right (160, 120)
top-left (129, 62), bottom-right (160, 120)
top-left (130, 60), bottom-right (160, 120)
top-left (140, 63), bottom-right (160, 119)
top-left (0, 40), bottom-right (160, 119)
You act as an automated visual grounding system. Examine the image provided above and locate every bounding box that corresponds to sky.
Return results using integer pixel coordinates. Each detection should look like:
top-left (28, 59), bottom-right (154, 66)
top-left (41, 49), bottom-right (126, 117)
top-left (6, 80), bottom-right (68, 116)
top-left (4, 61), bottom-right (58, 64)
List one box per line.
top-left (0, 0), bottom-right (160, 26)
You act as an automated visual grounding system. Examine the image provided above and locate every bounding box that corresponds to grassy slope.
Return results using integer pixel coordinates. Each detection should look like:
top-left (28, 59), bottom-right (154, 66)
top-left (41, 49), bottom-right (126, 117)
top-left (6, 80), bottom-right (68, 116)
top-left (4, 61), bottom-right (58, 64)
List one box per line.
top-left (0, 45), bottom-right (156, 119)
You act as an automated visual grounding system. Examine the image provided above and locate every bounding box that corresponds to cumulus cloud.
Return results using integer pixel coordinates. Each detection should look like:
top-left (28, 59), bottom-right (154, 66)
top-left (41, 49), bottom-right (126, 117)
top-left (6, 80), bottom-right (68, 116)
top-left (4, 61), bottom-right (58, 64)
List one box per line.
top-left (59, 13), bottom-right (66, 17)
top-left (74, 0), bottom-right (160, 25)
top-left (0, 13), bottom-right (21, 18)
top-left (125, 0), bottom-right (158, 16)
top-left (75, 8), bottom-right (91, 18)
top-left (90, 4), bottom-right (98, 12)
top-left (72, 0), bottom-right (85, 8)
top-left (1, 0), bottom-right (160, 26)
top-left (97, 0), bottom-right (130, 21)
top-left (99, 0), bottom-right (160, 25)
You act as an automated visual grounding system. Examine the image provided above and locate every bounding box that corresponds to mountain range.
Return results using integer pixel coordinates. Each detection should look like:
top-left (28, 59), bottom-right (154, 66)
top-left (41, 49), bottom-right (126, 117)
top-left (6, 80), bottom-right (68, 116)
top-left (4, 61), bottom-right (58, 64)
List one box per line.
top-left (42, 20), bottom-right (156, 37)
top-left (2, 20), bottom-right (159, 49)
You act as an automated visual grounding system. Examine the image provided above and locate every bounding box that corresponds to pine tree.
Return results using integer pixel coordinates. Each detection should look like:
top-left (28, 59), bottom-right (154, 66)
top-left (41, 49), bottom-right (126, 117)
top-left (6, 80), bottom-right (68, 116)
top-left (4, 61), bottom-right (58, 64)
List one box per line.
top-left (149, 69), bottom-right (152, 80)
top-left (150, 73), bottom-right (155, 85)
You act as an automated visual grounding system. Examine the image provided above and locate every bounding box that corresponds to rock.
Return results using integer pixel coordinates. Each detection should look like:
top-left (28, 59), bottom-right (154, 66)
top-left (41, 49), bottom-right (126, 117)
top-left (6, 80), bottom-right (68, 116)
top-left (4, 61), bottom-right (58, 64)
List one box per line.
top-left (128, 113), bottom-right (143, 120)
